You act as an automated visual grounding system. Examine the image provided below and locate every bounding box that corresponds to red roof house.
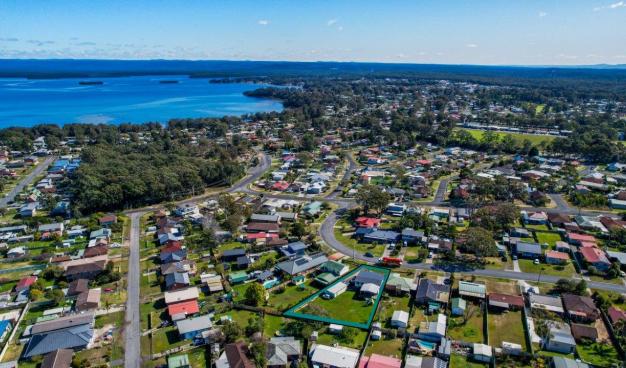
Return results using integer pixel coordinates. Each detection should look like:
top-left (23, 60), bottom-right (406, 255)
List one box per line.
top-left (15, 276), bottom-right (37, 292)
top-left (545, 250), bottom-right (570, 264)
top-left (355, 217), bottom-right (382, 229)
top-left (271, 181), bottom-right (290, 192)
top-left (358, 354), bottom-right (402, 368)
top-left (488, 293), bottom-right (525, 310)
top-left (566, 232), bottom-right (596, 245)
top-left (608, 306), bottom-right (626, 325)
top-left (579, 247), bottom-right (611, 271)
top-left (167, 300), bottom-right (199, 318)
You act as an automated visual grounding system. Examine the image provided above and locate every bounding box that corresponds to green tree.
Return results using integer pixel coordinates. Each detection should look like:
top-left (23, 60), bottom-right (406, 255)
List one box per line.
top-left (356, 185), bottom-right (391, 215)
top-left (222, 321), bottom-right (243, 343)
top-left (244, 283), bottom-right (266, 307)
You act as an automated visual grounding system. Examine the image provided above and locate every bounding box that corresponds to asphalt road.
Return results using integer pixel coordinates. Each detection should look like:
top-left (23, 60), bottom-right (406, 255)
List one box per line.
top-left (0, 156), bottom-right (55, 208)
top-left (320, 209), bottom-right (626, 293)
top-left (124, 212), bottom-right (142, 368)
top-left (433, 179), bottom-right (449, 204)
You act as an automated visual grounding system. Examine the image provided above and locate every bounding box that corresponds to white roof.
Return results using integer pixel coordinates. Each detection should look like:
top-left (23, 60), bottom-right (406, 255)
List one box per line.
top-left (360, 283), bottom-right (380, 295)
top-left (327, 282), bottom-right (347, 294)
top-left (164, 287), bottom-right (199, 305)
top-left (392, 310), bottom-right (409, 324)
top-left (310, 344), bottom-right (359, 368)
top-left (473, 343), bottom-right (493, 357)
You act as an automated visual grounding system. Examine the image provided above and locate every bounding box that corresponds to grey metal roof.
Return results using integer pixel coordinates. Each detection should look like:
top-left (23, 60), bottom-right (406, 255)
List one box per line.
top-left (516, 241), bottom-right (542, 254)
top-left (176, 315), bottom-right (212, 335)
top-left (276, 253), bottom-right (327, 275)
top-left (24, 324), bottom-right (93, 358)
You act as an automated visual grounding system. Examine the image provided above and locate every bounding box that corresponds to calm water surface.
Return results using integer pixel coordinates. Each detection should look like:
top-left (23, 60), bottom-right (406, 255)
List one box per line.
top-left (0, 75), bottom-right (282, 127)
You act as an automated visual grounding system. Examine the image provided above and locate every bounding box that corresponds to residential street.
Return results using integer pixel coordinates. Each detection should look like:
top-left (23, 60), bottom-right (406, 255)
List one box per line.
top-left (124, 212), bottom-right (142, 368)
top-left (0, 156), bottom-right (55, 208)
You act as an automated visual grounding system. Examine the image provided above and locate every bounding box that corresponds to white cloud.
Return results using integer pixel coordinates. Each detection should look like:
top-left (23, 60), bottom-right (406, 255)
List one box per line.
top-left (538, 11), bottom-right (548, 17)
top-left (594, 1), bottom-right (626, 11)
top-left (466, 43), bottom-right (478, 48)
top-left (257, 19), bottom-right (269, 26)
top-left (327, 19), bottom-right (338, 26)
top-left (337, 26), bottom-right (344, 32)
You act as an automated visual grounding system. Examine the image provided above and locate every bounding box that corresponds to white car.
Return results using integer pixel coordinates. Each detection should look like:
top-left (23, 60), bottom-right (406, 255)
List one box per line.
top-left (533, 259), bottom-right (540, 265)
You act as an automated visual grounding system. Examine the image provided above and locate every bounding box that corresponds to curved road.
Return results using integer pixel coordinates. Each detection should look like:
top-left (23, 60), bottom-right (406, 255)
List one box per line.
top-left (319, 209), bottom-right (626, 293)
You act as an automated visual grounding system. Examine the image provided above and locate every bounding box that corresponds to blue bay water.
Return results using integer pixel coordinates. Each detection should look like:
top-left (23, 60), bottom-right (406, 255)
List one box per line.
top-left (0, 75), bottom-right (283, 128)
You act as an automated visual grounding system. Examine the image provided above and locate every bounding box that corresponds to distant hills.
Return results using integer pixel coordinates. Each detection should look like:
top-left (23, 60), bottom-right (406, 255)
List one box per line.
top-left (1, 59), bottom-right (626, 82)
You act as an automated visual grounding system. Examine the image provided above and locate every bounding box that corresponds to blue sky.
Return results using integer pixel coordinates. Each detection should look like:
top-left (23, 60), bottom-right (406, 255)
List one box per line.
top-left (1, 0), bottom-right (625, 65)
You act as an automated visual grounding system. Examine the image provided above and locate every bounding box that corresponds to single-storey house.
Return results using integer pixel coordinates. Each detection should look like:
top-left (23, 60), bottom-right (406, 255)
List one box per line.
top-left (488, 293), bottom-right (524, 310)
top-left (176, 315), bottom-right (213, 340)
top-left (562, 294), bottom-right (600, 322)
top-left (390, 310), bottom-right (409, 329)
top-left (310, 345), bottom-right (360, 368)
top-left (515, 242), bottom-right (542, 259)
top-left (458, 281), bottom-right (486, 299)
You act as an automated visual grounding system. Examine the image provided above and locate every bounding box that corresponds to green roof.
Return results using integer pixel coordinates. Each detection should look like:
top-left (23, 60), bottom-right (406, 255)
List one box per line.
top-left (315, 272), bottom-right (338, 285)
top-left (229, 271), bottom-right (248, 283)
top-left (386, 274), bottom-right (412, 291)
top-left (458, 281), bottom-right (486, 296)
top-left (322, 260), bottom-right (347, 275)
top-left (168, 354), bottom-right (190, 368)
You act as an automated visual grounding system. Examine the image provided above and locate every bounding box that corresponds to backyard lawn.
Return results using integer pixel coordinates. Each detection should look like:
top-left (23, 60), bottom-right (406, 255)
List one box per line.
top-left (535, 232), bottom-right (562, 247)
top-left (525, 224), bottom-right (550, 231)
top-left (518, 259), bottom-right (576, 278)
top-left (267, 280), bottom-right (319, 311)
top-left (487, 310), bottom-right (527, 350)
top-left (315, 329), bottom-right (368, 350)
top-left (364, 337), bottom-right (404, 358)
top-left (263, 315), bottom-right (285, 337)
top-left (576, 341), bottom-right (622, 367)
top-left (303, 290), bottom-right (374, 325)
top-left (447, 303), bottom-right (485, 344)
top-left (449, 354), bottom-right (487, 368)
top-left (375, 294), bottom-right (411, 327)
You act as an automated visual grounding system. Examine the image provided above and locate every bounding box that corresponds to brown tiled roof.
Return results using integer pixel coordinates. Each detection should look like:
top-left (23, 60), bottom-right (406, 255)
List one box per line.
top-left (67, 279), bottom-right (89, 296)
top-left (562, 294), bottom-right (599, 318)
top-left (570, 323), bottom-right (598, 341)
top-left (224, 342), bottom-right (255, 368)
top-left (488, 293), bottom-right (525, 308)
top-left (41, 349), bottom-right (73, 368)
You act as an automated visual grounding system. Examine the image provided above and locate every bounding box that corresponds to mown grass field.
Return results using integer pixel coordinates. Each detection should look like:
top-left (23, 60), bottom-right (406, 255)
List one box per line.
top-left (457, 128), bottom-right (556, 146)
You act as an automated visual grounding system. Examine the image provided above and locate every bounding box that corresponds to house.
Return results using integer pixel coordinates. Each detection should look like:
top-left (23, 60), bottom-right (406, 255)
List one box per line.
top-left (38, 223), bottom-right (65, 234)
top-left (545, 251), bottom-right (569, 265)
top-left (358, 354), bottom-right (402, 368)
top-left (352, 270), bottom-right (385, 288)
top-left (551, 357), bottom-right (589, 368)
top-left (451, 298), bottom-right (467, 316)
top-left (545, 323), bottom-right (576, 354)
top-left (167, 300), bottom-right (200, 320)
top-left (529, 294), bottom-right (564, 314)
top-left (488, 293), bottom-right (524, 310)
top-left (548, 213), bottom-right (571, 227)
top-left (220, 342), bottom-right (255, 368)
top-left (41, 349), bottom-right (74, 368)
top-left (555, 241), bottom-right (571, 254)
top-left (385, 273), bottom-right (414, 295)
top-left (229, 271), bottom-right (248, 284)
top-left (203, 274), bottom-right (224, 293)
top-left (361, 230), bottom-right (399, 244)
top-left (403, 355), bottom-right (447, 368)
top-left (280, 241), bottom-right (308, 258)
top-left (222, 248), bottom-right (247, 262)
top-left (386, 203), bottom-right (406, 217)
top-left (0, 320), bottom-right (12, 343)
top-left (473, 343), bottom-right (492, 363)
top-left (360, 283), bottom-right (380, 298)
top-left (515, 242), bottom-right (542, 259)
top-left (98, 214), bottom-right (117, 227)
top-left (301, 201), bottom-right (323, 217)
top-left (608, 306), bottom-right (626, 325)
top-left (7, 246), bottom-right (26, 259)
top-left (309, 344), bottom-right (360, 368)
top-left (521, 211), bottom-right (548, 225)
top-left (562, 294), bottom-right (600, 322)
top-left (458, 281), bottom-right (486, 299)
top-left (266, 337), bottom-right (302, 368)
top-left (75, 288), bottom-right (101, 312)
top-left (607, 250), bottom-right (626, 267)
top-left (84, 244), bottom-right (108, 258)
top-left (164, 287), bottom-right (199, 305)
top-left (250, 214), bottom-right (281, 224)
top-left (177, 315), bottom-right (213, 340)
top-left (320, 260), bottom-right (349, 277)
top-left (67, 279), bottom-right (89, 297)
top-left (276, 253), bottom-right (328, 276)
top-left (23, 312), bottom-right (94, 358)
top-left (510, 228), bottom-right (530, 238)
top-left (354, 217), bottom-right (381, 229)
top-left (246, 222), bottom-right (280, 233)
top-left (570, 323), bottom-right (598, 343)
top-left (417, 314), bottom-right (447, 342)
top-left (322, 282), bottom-right (348, 299)
top-left (168, 354), bottom-right (190, 368)
top-left (15, 276), bottom-right (37, 292)
top-left (566, 232), bottom-right (596, 246)
top-left (415, 279), bottom-right (450, 306)
top-left (161, 260), bottom-right (197, 276)
top-left (19, 202), bottom-right (38, 217)
top-left (401, 228), bottom-right (424, 244)
top-left (390, 310), bottom-right (409, 328)
top-left (165, 272), bottom-right (190, 290)
top-left (579, 247), bottom-right (611, 271)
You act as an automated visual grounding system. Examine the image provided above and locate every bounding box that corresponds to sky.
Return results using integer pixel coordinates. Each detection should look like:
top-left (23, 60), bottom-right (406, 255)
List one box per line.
top-left (1, 0), bottom-right (626, 65)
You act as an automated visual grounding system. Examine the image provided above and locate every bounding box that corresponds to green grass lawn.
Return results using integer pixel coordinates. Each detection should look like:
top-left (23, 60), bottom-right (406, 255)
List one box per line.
top-left (449, 354), bottom-right (488, 368)
top-left (303, 289), bottom-right (374, 325)
top-left (151, 326), bottom-right (189, 354)
top-left (267, 281), bottom-right (318, 311)
top-left (588, 274), bottom-right (625, 285)
top-left (315, 329), bottom-right (368, 350)
top-left (592, 290), bottom-right (626, 309)
top-left (364, 337), bottom-right (404, 358)
top-left (186, 347), bottom-right (209, 368)
top-left (487, 310), bottom-right (527, 350)
top-left (263, 315), bottom-right (285, 337)
top-left (518, 259), bottom-right (576, 278)
top-left (375, 294), bottom-right (411, 327)
top-left (447, 304), bottom-right (485, 344)
top-left (535, 232), bottom-right (562, 247)
top-left (525, 223), bottom-right (550, 231)
top-left (576, 342), bottom-right (622, 367)
top-left (216, 309), bottom-right (257, 327)
top-left (334, 220), bottom-right (385, 257)
top-left (458, 128), bottom-right (555, 146)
